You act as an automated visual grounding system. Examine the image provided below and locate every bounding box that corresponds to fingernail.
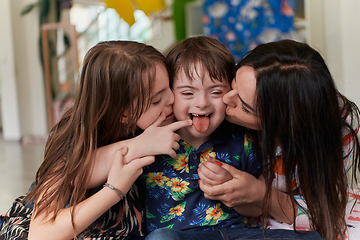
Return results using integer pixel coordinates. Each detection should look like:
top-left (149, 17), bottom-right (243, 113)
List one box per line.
top-left (215, 160), bottom-right (223, 167)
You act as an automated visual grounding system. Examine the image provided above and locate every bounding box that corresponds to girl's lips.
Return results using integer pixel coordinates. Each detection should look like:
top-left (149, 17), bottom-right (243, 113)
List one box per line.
top-left (165, 113), bottom-right (174, 120)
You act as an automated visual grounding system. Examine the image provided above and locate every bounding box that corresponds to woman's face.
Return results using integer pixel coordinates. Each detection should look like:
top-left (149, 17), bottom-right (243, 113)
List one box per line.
top-left (222, 66), bottom-right (261, 130)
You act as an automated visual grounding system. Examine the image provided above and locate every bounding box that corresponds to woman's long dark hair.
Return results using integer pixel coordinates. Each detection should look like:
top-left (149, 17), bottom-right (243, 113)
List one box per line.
top-left (24, 41), bottom-right (167, 224)
top-left (237, 39), bottom-right (360, 239)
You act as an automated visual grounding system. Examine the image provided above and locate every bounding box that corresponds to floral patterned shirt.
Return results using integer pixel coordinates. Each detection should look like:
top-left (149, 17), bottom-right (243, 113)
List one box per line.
top-left (139, 123), bottom-right (262, 233)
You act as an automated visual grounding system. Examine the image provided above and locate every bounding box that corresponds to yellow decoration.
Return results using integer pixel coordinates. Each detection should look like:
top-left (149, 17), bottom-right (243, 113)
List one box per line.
top-left (136, 0), bottom-right (165, 15)
top-left (103, 0), bottom-right (165, 26)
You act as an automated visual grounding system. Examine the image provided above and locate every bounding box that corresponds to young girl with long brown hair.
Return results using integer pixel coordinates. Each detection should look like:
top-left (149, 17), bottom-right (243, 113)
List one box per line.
top-left (0, 40), bottom-right (191, 240)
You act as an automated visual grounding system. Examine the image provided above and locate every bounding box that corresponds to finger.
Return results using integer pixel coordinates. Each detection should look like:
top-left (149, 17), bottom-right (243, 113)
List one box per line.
top-left (127, 156), bottom-right (155, 171)
top-left (167, 119), bottom-right (192, 131)
top-left (135, 156), bottom-right (155, 168)
top-left (206, 156), bottom-right (216, 163)
top-left (219, 161), bottom-right (243, 177)
top-left (199, 162), bottom-right (231, 185)
top-left (172, 142), bottom-right (180, 151)
top-left (198, 163), bottom-right (216, 179)
top-left (199, 180), bottom-right (225, 200)
top-left (119, 146), bottom-right (128, 156)
top-left (198, 166), bottom-right (215, 186)
top-left (151, 112), bottom-right (166, 127)
top-left (202, 160), bottom-right (223, 173)
top-left (174, 133), bottom-right (181, 142)
top-left (168, 150), bottom-right (178, 160)
top-left (114, 149), bottom-right (125, 166)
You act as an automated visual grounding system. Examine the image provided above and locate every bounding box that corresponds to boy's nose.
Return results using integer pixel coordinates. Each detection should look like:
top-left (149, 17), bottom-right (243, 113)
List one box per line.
top-left (195, 94), bottom-right (210, 109)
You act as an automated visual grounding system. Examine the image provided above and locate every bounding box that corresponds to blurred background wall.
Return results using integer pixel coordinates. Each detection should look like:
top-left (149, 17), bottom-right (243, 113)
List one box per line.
top-left (0, 0), bottom-right (359, 141)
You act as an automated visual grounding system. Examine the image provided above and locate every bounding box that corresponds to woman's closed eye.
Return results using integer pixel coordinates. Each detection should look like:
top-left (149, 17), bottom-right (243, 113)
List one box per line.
top-left (241, 105), bottom-right (251, 114)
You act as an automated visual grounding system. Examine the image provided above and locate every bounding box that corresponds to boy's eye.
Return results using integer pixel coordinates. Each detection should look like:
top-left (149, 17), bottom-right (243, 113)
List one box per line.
top-left (212, 90), bottom-right (223, 95)
top-left (182, 91), bottom-right (193, 96)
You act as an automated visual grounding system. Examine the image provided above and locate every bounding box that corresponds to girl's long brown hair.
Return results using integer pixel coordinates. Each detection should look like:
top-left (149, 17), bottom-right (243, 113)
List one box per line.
top-left (24, 41), bottom-right (167, 223)
top-left (237, 39), bottom-right (360, 240)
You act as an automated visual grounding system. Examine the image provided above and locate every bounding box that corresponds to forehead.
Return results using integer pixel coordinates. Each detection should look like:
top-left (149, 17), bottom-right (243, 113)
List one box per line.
top-left (235, 66), bottom-right (256, 93)
top-left (174, 64), bottom-right (228, 87)
top-left (235, 66), bottom-right (256, 107)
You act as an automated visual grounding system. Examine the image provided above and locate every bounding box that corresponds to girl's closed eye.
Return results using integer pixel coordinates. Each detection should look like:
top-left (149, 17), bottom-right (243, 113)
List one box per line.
top-left (152, 98), bottom-right (162, 105)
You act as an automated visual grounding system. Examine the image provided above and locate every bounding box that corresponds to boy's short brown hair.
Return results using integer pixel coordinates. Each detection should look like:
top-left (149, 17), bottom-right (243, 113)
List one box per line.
top-left (166, 36), bottom-right (235, 88)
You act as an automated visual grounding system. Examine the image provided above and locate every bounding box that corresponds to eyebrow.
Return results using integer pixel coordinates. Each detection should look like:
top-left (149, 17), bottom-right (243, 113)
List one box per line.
top-left (175, 83), bottom-right (229, 90)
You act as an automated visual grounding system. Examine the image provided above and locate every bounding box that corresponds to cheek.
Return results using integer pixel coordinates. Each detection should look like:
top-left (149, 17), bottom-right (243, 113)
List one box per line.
top-left (173, 102), bottom-right (185, 120)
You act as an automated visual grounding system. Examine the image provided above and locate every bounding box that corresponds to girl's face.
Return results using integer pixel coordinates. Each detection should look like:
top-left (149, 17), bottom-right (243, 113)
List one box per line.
top-left (136, 63), bottom-right (175, 130)
top-left (222, 66), bottom-right (261, 130)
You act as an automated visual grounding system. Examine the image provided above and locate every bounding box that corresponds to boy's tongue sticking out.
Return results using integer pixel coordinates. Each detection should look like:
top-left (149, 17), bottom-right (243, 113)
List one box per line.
top-left (192, 115), bottom-right (210, 133)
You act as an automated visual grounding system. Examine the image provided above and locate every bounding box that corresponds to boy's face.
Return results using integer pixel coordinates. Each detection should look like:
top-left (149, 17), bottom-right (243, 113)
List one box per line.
top-left (173, 65), bottom-right (231, 144)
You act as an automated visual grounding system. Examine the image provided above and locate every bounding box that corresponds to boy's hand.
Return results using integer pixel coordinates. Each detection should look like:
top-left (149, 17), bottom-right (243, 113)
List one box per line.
top-left (198, 156), bottom-right (232, 186)
top-left (133, 112), bottom-right (192, 160)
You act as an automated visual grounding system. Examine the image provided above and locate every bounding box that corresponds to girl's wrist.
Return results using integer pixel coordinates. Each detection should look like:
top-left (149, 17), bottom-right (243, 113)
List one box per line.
top-left (103, 182), bottom-right (125, 200)
top-left (102, 183), bottom-right (125, 202)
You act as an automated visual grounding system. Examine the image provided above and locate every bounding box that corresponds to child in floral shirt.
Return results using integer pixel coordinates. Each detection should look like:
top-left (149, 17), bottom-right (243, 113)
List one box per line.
top-left (138, 36), bottom-right (262, 239)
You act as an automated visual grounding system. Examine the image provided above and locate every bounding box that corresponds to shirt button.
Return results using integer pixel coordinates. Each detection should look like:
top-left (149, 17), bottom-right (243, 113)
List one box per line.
top-left (193, 155), bottom-right (197, 159)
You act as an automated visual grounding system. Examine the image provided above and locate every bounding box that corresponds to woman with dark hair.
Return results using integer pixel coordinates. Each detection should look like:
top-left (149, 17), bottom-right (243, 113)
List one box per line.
top-left (199, 39), bottom-right (360, 240)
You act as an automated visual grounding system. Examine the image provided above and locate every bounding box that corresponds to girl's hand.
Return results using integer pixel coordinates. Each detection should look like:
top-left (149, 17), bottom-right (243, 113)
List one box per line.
top-left (107, 147), bottom-right (154, 193)
top-left (198, 157), bottom-right (232, 186)
top-left (128, 113), bottom-right (192, 162)
top-left (89, 114), bottom-right (191, 188)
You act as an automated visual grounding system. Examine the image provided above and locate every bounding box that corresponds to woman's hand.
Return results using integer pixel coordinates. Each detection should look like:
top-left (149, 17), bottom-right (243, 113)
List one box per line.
top-left (199, 162), bottom-right (295, 223)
